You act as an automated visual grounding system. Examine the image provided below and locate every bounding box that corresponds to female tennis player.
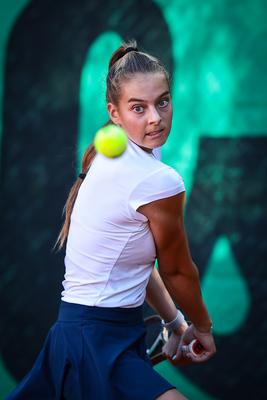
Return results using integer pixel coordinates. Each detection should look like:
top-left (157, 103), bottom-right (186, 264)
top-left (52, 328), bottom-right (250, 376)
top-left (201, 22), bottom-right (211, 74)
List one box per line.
top-left (7, 41), bottom-right (216, 400)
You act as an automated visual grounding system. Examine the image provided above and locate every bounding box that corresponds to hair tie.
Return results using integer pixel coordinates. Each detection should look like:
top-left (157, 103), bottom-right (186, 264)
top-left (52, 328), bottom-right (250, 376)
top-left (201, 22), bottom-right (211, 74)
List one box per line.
top-left (78, 173), bottom-right (86, 180)
top-left (124, 47), bottom-right (138, 55)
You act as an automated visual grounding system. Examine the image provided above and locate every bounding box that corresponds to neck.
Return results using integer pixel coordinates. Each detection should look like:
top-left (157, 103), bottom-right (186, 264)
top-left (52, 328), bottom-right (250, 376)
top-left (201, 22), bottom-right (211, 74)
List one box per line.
top-left (129, 139), bottom-right (153, 153)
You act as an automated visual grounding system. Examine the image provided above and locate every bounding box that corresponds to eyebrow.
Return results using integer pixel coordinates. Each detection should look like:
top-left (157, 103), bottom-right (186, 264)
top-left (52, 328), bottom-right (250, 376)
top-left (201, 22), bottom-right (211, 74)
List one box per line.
top-left (128, 91), bottom-right (170, 103)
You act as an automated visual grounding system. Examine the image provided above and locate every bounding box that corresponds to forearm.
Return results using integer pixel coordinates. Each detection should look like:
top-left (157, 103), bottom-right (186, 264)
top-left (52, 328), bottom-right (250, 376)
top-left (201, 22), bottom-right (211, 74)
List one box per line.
top-left (145, 266), bottom-right (187, 333)
top-left (137, 192), bottom-right (213, 336)
top-left (146, 266), bottom-right (176, 320)
top-left (160, 263), bottom-right (212, 332)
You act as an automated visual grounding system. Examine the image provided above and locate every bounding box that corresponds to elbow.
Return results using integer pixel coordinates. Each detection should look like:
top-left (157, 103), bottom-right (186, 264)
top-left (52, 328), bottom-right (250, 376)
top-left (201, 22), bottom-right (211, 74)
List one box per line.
top-left (160, 259), bottom-right (200, 281)
top-left (191, 261), bottom-right (200, 278)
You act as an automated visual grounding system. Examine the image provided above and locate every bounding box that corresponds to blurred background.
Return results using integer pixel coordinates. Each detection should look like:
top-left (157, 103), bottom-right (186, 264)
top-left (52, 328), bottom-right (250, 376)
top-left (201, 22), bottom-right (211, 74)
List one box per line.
top-left (0, 0), bottom-right (266, 399)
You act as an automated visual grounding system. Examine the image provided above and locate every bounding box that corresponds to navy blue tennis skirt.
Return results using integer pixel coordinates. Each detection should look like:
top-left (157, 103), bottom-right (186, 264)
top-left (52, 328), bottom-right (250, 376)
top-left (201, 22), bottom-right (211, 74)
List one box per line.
top-left (6, 301), bottom-right (175, 400)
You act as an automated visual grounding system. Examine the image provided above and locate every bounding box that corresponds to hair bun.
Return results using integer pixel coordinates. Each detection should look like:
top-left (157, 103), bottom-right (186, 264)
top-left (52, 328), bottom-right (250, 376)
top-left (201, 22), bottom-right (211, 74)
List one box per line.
top-left (124, 46), bottom-right (138, 55)
top-left (108, 41), bottom-right (138, 70)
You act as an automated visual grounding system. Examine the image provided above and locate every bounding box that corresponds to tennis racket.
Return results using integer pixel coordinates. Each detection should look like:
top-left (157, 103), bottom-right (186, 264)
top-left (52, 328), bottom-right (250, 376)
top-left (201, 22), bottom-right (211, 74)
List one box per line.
top-left (144, 314), bottom-right (168, 365)
top-left (144, 314), bottom-right (204, 365)
top-left (181, 339), bottom-right (205, 357)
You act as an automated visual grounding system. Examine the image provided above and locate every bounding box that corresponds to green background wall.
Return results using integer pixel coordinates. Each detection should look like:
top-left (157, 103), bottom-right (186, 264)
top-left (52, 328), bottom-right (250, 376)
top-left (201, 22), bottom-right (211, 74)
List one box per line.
top-left (0, 0), bottom-right (266, 399)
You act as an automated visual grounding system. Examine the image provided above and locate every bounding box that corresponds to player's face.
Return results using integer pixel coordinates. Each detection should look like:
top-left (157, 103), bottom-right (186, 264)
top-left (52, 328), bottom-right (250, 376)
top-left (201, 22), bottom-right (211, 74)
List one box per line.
top-left (108, 73), bottom-right (173, 152)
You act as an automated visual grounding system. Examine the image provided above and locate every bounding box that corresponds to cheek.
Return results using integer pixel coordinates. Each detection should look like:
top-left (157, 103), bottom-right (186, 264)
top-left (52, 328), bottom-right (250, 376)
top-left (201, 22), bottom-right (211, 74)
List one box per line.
top-left (123, 114), bottom-right (145, 131)
top-left (165, 107), bottom-right (173, 124)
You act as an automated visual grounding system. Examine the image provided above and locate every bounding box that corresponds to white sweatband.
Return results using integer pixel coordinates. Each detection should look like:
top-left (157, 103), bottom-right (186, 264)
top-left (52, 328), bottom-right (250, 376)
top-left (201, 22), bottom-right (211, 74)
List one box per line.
top-left (161, 309), bottom-right (186, 332)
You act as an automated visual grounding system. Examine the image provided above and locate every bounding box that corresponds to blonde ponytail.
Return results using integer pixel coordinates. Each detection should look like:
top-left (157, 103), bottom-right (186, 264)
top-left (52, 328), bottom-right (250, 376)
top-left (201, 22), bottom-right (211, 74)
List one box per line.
top-left (54, 144), bottom-right (96, 251)
top-left (54, 120), bottom-right (113, 251)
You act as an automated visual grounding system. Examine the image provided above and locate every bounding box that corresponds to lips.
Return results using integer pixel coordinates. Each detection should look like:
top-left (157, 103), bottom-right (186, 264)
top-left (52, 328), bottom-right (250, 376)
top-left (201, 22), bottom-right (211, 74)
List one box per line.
top-left (146, 128), bottom-right (164, 137)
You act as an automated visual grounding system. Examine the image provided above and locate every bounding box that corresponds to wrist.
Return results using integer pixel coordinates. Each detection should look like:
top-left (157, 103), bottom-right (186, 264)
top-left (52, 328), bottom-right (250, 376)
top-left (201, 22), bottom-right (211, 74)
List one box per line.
top-left (172, 321), bottom-right (188, 336)
top-left (193, 322), bottom-right (213, 334)
top-left (161, 309), bottom-right (186, 332)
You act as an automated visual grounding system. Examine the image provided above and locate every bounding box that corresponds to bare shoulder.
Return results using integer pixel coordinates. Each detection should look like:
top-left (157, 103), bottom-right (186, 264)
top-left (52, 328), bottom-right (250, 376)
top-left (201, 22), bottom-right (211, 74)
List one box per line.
top-left (138, 192), bottom-right (186, 248)
top-left (138, 192), bottom-right (193, 275)
top-left (138, 192), bottom-right (185, 222)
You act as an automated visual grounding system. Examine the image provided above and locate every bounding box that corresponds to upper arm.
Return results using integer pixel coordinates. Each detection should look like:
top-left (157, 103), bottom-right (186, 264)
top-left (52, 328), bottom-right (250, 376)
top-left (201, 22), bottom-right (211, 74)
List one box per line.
top-left (138, 192), bottom-right (195, 276)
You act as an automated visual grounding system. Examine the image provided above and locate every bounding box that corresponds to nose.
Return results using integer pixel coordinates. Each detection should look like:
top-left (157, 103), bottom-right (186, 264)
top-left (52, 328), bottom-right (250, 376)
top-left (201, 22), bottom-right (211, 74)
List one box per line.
top-left (148, 107), bottom-right (161, 125)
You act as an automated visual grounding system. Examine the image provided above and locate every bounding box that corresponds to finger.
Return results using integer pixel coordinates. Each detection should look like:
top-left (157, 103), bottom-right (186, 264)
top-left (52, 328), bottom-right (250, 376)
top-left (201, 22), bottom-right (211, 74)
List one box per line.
top-left (170, 351), bottom-right (195, 366)
top-left (171, 345), bottom-right (183, 362)
top-left (163, 347), bottom-right (178, 359)
top-left (164, 352), bottom-right (173, 359)
top-left (186, 351), bottom-right (212, 363)
top-left (181, 329), bottom-right (196, 344)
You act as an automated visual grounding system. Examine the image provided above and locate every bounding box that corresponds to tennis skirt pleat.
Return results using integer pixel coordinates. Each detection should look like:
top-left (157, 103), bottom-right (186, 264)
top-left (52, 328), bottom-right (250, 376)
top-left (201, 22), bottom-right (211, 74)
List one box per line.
top-left (6, 301), bottom-right (175, 400)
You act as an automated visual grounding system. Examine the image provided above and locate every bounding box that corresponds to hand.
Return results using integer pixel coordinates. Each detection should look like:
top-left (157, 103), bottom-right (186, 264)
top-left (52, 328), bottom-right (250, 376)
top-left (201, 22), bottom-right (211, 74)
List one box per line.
top-left (174, 324), bottom-right (216, 363)
top-left (162, 331), bottom-right (182, 360)
top-left (162, 320), bottom-right (188, 359)
top-left (162, 322), bottom-right (196, 366)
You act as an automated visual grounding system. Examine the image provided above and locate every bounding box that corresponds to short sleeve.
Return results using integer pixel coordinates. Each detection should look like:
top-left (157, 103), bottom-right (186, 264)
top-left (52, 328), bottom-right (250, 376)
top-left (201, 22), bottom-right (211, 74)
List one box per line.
top-left (129, 167), bottom-right (185, 212)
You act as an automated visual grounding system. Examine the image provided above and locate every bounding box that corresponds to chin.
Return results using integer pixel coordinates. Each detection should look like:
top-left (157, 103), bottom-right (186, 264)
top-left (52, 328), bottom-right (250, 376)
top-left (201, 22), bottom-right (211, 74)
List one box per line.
top-left (147, 136), bottom-right (167, 148)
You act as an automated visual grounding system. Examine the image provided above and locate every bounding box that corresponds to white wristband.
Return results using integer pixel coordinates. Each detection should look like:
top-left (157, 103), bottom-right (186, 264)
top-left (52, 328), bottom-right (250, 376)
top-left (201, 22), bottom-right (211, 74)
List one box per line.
top-left (161, 309), bottom-right (186, 332)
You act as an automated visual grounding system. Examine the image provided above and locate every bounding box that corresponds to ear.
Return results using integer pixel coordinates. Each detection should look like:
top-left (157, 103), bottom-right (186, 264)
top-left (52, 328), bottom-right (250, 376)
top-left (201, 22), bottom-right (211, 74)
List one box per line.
top-left (107, 103), bottom-right (122, 126)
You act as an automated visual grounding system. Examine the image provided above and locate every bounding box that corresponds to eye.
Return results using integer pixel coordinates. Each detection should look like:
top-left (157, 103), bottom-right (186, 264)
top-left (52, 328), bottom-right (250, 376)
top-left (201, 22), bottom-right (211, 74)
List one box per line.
top-left (158, 98), bottom-right (169, 108)
top-left (132, 105), bottom-right (144, 113)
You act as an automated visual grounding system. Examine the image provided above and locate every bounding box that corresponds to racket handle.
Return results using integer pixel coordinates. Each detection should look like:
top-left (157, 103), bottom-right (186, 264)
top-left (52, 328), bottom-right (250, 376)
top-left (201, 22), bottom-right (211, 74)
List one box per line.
top-left (181, 339), bottom-right (204, 357)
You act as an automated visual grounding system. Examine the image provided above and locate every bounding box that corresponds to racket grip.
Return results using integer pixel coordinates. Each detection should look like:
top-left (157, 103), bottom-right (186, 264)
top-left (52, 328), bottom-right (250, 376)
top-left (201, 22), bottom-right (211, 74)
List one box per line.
top-left (181, 339), bottom-right (204, 357)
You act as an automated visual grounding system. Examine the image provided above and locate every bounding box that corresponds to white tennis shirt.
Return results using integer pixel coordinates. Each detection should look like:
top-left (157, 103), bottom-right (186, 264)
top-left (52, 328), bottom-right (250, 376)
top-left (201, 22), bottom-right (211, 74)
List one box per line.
top-left (61, 139), bottom-right (185, 308)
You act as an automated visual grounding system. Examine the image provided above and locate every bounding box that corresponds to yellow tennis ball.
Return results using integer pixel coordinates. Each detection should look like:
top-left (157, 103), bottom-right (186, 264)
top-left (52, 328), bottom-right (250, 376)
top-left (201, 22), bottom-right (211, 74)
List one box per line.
top-left (94, 125), bottom-right (128, 158)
